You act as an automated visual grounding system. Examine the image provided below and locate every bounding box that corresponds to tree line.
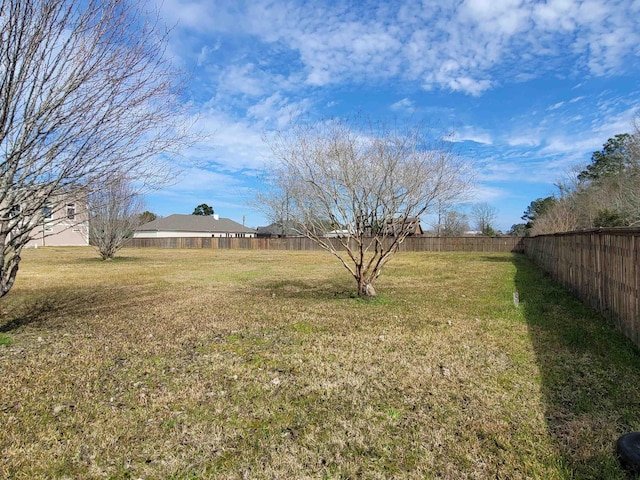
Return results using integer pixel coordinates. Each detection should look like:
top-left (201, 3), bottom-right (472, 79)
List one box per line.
top-left (511, 118), bottom-right (640, 236)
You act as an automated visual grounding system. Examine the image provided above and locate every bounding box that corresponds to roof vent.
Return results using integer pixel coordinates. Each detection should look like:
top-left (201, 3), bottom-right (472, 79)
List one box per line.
top-left (213, 214), bottom-right (219, 220)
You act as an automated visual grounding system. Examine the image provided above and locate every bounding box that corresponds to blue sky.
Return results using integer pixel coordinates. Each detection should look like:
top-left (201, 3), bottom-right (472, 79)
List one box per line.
top-left (146, 0), bottom-right (640, 232)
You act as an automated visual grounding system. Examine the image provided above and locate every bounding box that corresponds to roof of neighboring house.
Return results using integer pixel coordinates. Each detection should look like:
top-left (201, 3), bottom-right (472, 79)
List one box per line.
top-left (136, 214), bottom-right (256, 234)
top-left (256, 221), bottom-right (302, 237)
top-left (384, 217), bottom-right (423, 236)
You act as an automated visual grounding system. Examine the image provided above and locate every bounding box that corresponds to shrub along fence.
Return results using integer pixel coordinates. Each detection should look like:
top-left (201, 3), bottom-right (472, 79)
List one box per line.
top-left (125, 236), bottom-right (525, 253)
top-left (524, 228), bottom-right (640, 348)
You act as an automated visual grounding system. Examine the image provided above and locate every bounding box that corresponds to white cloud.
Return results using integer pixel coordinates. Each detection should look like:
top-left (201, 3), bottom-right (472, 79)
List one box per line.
top-left (548, 101), bottom-right (565, 111)
top-left (170, 167), bottom-right (244, 194)
top-left (196, 43), bottom-right (219, 67)
top-left (452, 126), bottom-right (493, 145)
top-left (476, 157), bottom-right (524, 183)
top-left (460, 0), bottom-right (530, 36)
top-left (390, 98), bottom-right (414, 112)
top-left (157, 0), bottom-right (235, 33)
top-left (540, 136), bottom-right (602, 157)
top-left (178, 107), bottom-right (270, 173)
top-left (295, 23), bottom-right (405, 86)
top-left (592, 106), bottom-right (639, 138)
top-left (247, 93), bottom-right (310, 128)
top-left (532, 0), bottom-right (579, 31)
top-left (157, 0), bottom-right (640, 98)
top-left (218, 64), bottom-right (266, 96)
top-left (467, 184), bottom-right (510, 203)
top-left (446, 77), bottom-right (493, 96)
top-left (506, 134), bottom-right (541, 147)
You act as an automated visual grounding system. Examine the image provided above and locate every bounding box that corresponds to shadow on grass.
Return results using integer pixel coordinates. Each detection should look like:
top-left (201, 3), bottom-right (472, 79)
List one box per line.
top-left (513, 253), bottom-right (640, 478)
top-left (0, 296), bottom-right (62, 332)
top-left (258, 278), bottom-right (396, 307)
top-left (478, 255), bottom-right (515, 263)
top-left (260, 278), bottom-right (356, 300)
top-left (73, 255), bottom-right (146, 265)
top-left (0, 286), bottom-right (153, 333)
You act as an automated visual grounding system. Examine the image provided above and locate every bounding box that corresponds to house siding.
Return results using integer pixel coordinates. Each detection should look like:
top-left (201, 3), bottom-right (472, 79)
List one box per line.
top-left (26, 198), bottom-right (89, 247)
top-left (29, 221), bottom-right (89, 247)
top-left (134, 230), bottom-right (256, 238)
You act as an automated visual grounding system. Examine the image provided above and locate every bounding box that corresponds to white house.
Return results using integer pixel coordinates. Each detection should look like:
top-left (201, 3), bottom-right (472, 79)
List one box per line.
top-left (133, 214), bottom-right (256, 238)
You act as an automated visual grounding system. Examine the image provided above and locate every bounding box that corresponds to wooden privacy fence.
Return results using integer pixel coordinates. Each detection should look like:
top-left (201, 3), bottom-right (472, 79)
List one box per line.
top-left (524, 228), bottom-right (640, 348)
top-left (125, 236), bottom-right (525, 253)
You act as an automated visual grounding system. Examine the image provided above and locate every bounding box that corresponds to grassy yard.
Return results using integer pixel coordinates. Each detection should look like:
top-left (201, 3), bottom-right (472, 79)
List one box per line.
top-left (1, 247), bottom-right (639, 479)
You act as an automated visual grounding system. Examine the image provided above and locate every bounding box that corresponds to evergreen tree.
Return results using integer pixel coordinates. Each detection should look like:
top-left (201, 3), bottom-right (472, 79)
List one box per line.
top-left (192, 204), bottom-right (214, 216)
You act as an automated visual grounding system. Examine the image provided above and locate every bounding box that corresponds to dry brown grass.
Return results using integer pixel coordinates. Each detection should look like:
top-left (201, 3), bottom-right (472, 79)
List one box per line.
top-left (1, 247), bottom-right (639, 479)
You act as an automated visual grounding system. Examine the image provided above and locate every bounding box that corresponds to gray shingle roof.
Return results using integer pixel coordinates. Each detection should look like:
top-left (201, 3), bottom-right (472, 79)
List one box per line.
top-left (256, 221), bottom-right (302, 237)
top-left (136, 214), bottom-right (256, 234)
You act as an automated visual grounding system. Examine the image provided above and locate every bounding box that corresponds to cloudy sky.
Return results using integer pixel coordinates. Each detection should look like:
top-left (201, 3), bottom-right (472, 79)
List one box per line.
top-left (146, 0), bottom-right (640, 231)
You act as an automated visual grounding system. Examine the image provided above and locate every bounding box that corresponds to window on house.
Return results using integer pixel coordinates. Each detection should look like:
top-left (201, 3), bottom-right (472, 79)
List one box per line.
top-left (66, 203), bottom-right (75, 220)
top-left (9, 204), bottom-right (20, 218)
top-left (43, 205), bottom-right (52, 219)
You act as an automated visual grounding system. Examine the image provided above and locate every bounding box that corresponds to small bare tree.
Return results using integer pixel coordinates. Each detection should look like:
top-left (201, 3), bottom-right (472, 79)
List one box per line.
top-left (631, 114), bottom-right (640, 161)
top-left (88, 178), bottom-right (144, 260)
top-left (261, 119), bottom-right (473, 298)
top-left (529, 196), bottom-right (581, 235)
top-left (0, 0), bottom-right (189, 297)
top-left (441, 210), bottom-right (470, 236)
top-left (471, 202), bottom-right (498, 235)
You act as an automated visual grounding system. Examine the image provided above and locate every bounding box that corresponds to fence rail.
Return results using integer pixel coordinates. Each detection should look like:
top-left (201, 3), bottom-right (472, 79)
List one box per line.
top-left (524, 228), bottom-right (640, 348)
top-left (125, 236), bottom-right (525, 253)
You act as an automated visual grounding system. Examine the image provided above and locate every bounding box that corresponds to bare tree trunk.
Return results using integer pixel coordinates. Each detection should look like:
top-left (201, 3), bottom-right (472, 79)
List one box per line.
top-left (0, 232), bottom-right (20, 297)
top-left (358, 278), bottom-right (376, 298)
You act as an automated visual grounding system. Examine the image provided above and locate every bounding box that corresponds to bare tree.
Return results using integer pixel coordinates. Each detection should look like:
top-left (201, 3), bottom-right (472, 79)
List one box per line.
top-left (261, 119), bottom-right (473, 298)
top-left (430, 199), bottom-right (458, 237)
top-left (88, 178), bottom-right (144, 260)
top-left (631, 114), bottom-right (640, 162)
top-left (529, 196), bottom-right (581, 235)
top-left (441, 210), bottom-right (470, 236)
top-left (0, 0), bottom-right (189, 297)
top-left (471, 202), bottom-right (498, 235)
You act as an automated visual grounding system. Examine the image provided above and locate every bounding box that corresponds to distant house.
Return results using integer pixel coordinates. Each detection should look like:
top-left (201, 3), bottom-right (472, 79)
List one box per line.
top-left (383, 217), bottom-right (423, 237)
top-left (256, 221), bottom-right (302, 238)
top-left (257, 217), bottom-right (424, 238)
top-left (133, 214), bottom-right (256, 238)
top-left (324, 229), bottom-right (352, 238)
top-left (27, 198), bottom-right (89, 247)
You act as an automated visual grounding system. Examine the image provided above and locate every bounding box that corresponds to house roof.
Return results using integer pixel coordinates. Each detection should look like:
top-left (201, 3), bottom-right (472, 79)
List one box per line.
top-left (256, 221), bottom-right (301, 237)
top-left (383, 217), bottom-right (423, 236)
top-left (136, 214), bottom-right (256, 234)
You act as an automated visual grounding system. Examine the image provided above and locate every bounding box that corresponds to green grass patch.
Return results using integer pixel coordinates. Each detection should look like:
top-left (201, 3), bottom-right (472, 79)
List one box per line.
top-left (0, 247), bottom-right (639, 479)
